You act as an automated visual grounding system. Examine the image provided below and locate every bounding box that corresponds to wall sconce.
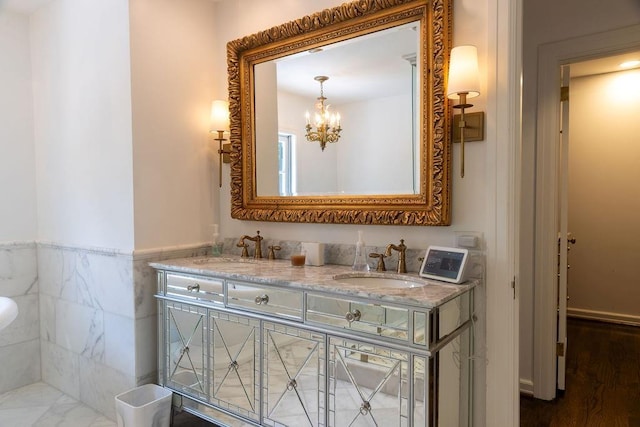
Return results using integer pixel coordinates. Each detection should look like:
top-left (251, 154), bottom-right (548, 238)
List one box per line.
top-left (210, 100), bottom-right (231, 188)
top-left (447, 45), bottom-right (484, 178)
top-left (305, 75), bottom-right (342, 151)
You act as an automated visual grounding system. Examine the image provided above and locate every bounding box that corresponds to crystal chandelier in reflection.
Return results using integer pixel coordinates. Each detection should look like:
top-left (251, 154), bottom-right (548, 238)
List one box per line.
top-left (305, 76), bottom-right (342, 151)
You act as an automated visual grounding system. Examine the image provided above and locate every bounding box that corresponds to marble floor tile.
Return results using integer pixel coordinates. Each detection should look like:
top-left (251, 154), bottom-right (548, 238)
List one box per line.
top-left (0, 382), bottom-right (216, 427)
top-left (0, 382), bottom-right (116, 427)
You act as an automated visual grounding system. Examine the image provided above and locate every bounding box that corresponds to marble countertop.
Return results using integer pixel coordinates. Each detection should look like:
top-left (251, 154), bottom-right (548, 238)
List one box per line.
top-left (150, 255), bottom-right (477, 309)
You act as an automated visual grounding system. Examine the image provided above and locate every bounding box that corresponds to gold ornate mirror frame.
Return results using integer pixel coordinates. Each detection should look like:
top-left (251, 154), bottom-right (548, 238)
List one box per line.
top-left (227, 0), bottom-right (452, 225)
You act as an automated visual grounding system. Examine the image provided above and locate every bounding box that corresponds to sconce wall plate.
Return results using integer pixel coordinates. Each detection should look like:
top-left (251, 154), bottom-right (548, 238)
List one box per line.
top-left (452, 111), bottom-right (484, 143)
top-left (221, 143), bottom-right (231, 163)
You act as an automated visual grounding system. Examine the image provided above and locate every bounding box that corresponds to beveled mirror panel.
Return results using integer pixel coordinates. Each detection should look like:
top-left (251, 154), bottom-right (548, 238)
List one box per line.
top-left (227, 0), bottom-right (451, 225)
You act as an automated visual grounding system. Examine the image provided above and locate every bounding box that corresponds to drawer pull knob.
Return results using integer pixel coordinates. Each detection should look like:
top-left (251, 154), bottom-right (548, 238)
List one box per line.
top-left (286, 379), bottom-right (297, 391)
top-left (255, 294), bottom-right (269, 305)
top-left (345, 309), bottom-right (362, 323)
top-left (187, 284), bottom-right (200, 292)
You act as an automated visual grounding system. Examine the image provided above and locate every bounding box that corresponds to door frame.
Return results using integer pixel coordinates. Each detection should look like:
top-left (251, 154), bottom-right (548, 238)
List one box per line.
top-left (533, 24), bottom-right (640, 400)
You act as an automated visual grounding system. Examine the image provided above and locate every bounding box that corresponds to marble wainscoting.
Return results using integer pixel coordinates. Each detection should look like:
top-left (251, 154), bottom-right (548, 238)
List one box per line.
top-left (0, 241), bottom-right (40, 395)
top-left (38, 242), bottom-right (209, 420)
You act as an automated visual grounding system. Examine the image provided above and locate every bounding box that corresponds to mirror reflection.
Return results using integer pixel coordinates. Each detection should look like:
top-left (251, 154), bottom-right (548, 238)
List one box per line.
top-left (228, 0), bottom-right (452, 225)
top-left (254, 22), bottom-right (421, 197)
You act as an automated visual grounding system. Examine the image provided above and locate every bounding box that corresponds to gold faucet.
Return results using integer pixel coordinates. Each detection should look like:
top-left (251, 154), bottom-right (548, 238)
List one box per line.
top-left (385, 239), bottom-right (407, 273)
top-left (238, 231), bottom-right (264, 258)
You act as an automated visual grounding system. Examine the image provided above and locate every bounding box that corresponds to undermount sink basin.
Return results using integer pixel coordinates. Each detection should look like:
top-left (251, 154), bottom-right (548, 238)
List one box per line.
top-left (333, 275), bottom-right (428, 289)
top-left (0, 297), bottom-right (19, 331)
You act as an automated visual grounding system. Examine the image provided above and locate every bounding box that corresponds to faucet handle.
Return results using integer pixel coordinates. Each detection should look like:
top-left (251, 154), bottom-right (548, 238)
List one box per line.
top-left (236, 241), bottom-right (249, 258)
top-left (369, 253), bottom-right (386, 272)
top-left (267, 245), bottom-right (281, 260)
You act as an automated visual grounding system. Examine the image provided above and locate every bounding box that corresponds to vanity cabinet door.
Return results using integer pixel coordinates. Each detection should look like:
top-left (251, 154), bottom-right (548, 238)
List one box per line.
top-left (262, 323), bottom-right (326, 427)
top-left (164, 300), bottom-right (208, 401)
top-left (431, 326), bottom-right (472, 427)
top-left (327, 336), bottom-right (410, 427)
top-left (209, 310), bottom-right (260, 423)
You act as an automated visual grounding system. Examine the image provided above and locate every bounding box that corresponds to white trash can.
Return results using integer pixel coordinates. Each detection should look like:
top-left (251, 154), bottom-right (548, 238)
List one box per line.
top-left (115, 384), bottom-right (173, 427)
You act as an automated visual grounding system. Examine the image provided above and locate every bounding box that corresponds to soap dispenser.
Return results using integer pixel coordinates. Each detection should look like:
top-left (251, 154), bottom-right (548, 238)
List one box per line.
top-left (211, 224), bottom-right (222, 257)
top-left (352, 230), bottom-right (370, 272)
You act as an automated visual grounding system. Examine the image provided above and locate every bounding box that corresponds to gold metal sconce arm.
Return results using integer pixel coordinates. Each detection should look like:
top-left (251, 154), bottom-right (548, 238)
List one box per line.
top-left (214, 130), bottom-right (231, 188)
top-left (453, 92), bottom-right (473, 178)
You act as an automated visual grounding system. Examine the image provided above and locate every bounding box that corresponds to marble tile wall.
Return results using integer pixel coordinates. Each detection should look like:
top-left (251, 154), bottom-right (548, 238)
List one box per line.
top-left (221, 237), bottom-right (427, 273)
top-left (0, 242), bottom-right (40, 395)
top-left (1, 237), bottom-right (445, 421)
top-left (37, 243), bottom-right (209, 420)
top-left (38, 244), bottom-right (135, 419)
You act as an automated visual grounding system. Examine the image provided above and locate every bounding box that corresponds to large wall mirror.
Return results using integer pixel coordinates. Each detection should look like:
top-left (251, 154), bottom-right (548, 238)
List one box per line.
top-left (227, 0), bottom-right (452, 225)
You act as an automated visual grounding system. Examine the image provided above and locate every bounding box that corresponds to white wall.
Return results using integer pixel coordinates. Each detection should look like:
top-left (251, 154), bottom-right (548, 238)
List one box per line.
top-left (28, 0), bottom-right (218, 252)
top-left (211, 2), bottom-right (522, 426)
top-left (0, 10), bottom-right (37, 242)
top-left (30, 0), bottom-right (134, 251)
top-left (0, 0), bottom-right (520, 423)
top-left (0, 9), bottom-right (41, 395)
top-left (254, 61), bottom-right (280, 195)
top-left (567, 69), bottom-right (640, 322)
top-left (213, 0), bottom-right (488, 248)
top-left (338, 94), bottom-right (413, 194)
top-left (129, 0), bottom-right (218, 251)
top-left (521, 0), bottom-right (640, 393)
top-left (24, 0), bottom-right (220, 418)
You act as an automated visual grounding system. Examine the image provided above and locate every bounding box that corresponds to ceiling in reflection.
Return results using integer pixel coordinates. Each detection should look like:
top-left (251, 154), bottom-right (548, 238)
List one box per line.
top-left (274, 22), bottom-right (419, 104)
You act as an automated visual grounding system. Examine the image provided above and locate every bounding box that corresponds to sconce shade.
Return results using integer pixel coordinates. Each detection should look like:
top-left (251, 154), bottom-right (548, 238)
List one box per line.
top-left (210, 100), bottom-right (230, 132)
top-left (447, 45), bottom-right (480, 99)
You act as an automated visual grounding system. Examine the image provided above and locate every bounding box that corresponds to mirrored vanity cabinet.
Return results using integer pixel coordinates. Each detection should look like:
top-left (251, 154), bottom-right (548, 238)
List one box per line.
top-left (152, 257), bottom-right (475, 427)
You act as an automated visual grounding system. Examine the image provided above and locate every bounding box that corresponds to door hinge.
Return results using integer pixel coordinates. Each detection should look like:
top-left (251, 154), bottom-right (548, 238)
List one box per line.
top-left (560, 86), bottom-right (569, 102)
top-left (556, 342), bottom-right (565, 357)
top-left (511, 277), bottom-right (516, 299)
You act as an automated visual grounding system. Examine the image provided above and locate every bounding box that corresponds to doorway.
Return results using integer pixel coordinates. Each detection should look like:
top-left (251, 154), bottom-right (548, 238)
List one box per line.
top-left (532, 24), bottom-right (640, 400)
top-left (564, 58), bottom-right (640, 326)
top-left (555, 53), bottom-right (640, 394)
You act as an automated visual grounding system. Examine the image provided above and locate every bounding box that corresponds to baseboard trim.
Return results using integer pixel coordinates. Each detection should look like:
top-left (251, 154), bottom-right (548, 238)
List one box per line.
top-left (568, 308), bottom-right (640, 327)
top-left (519, 379), bottom-right (534, 396)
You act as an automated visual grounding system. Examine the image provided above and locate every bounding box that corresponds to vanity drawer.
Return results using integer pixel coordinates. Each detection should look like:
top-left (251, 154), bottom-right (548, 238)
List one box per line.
top-left (226, 281), bottom-right (303, 321)
top-left (306, 294), bottom-right (409, 341)
top-left (165, 273), bottom-right (224, 305)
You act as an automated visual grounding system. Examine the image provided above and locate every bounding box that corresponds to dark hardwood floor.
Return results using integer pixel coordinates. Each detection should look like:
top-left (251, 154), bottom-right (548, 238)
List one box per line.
top-left (520, 318), bottom-right (640, 427)
top-left (172, 408), bottom-right (219, 426)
